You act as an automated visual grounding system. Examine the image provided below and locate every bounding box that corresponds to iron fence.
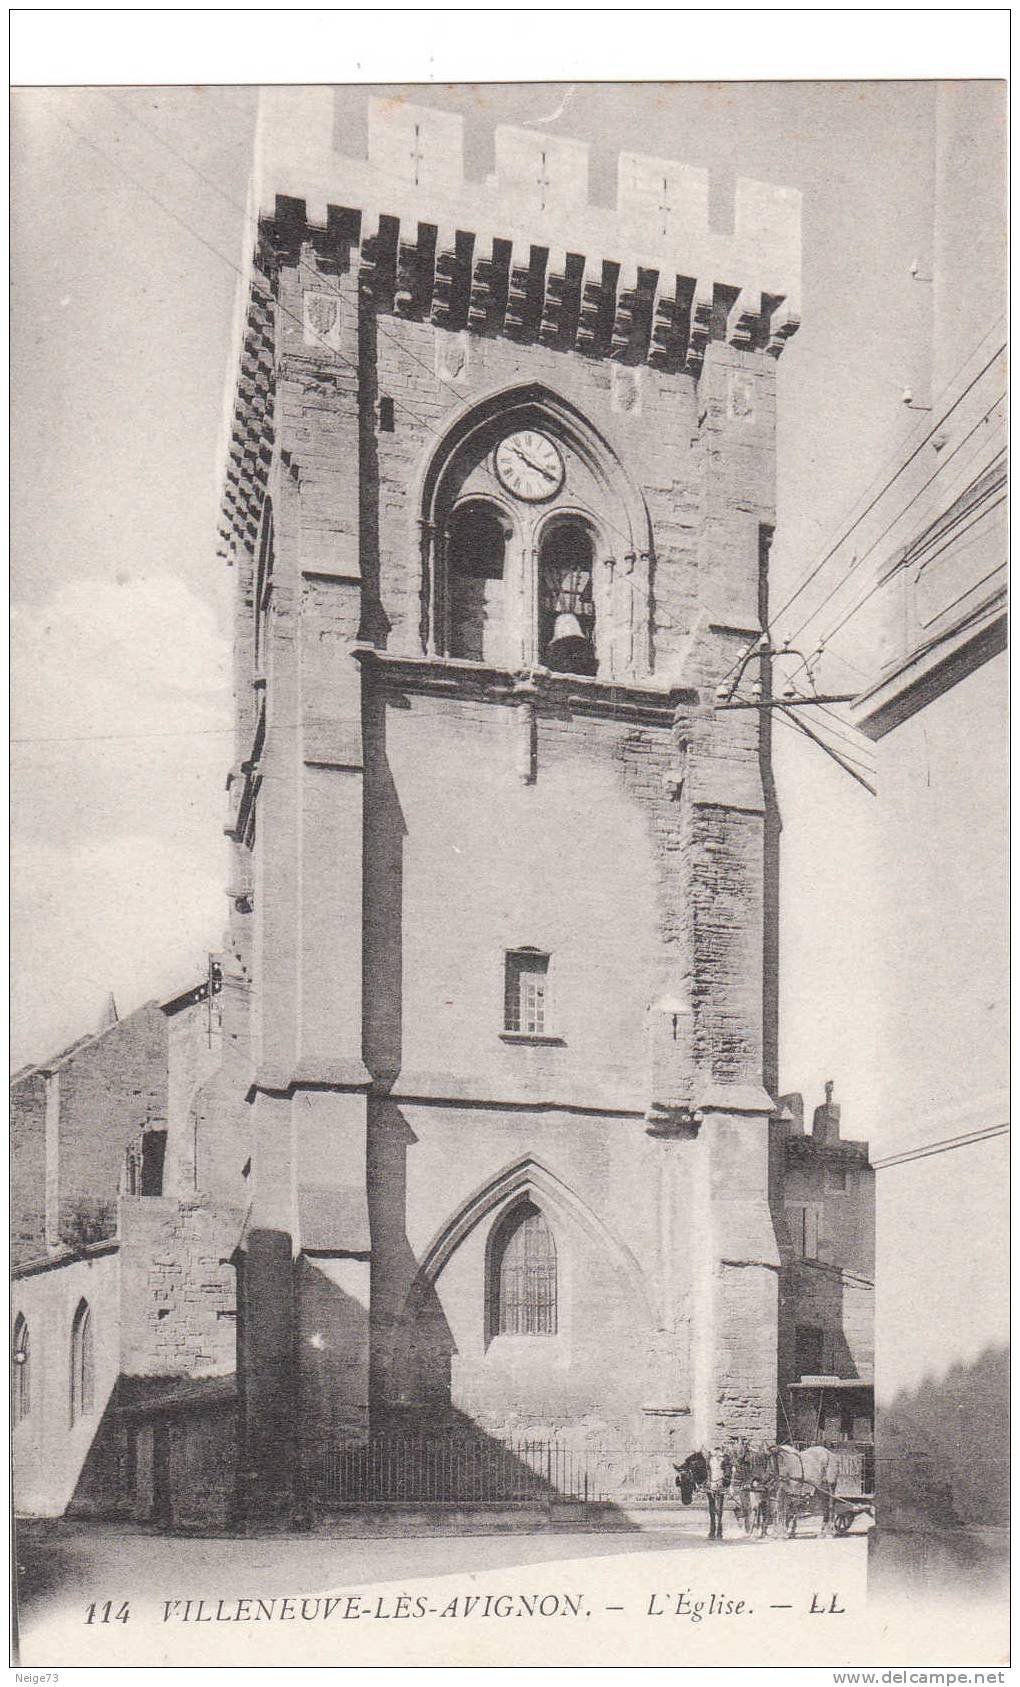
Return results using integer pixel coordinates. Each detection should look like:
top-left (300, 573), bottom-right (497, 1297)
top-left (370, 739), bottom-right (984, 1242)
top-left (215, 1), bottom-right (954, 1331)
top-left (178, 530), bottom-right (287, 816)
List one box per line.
top-left (317, 1436), bottom-right (876, 1507)
top-left (319, 1436), bottom-right (605, 1505)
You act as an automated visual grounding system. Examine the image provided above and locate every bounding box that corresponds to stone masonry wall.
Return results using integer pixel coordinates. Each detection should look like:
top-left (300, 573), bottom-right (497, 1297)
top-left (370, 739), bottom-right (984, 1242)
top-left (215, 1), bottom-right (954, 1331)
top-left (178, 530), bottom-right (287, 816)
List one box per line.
top-left (224, 163), bottom-right (789, 1492)
top-left (119, 1196), bottom-right (241, 1380)
top-left (10, 1071), bottom-right (46, 1267)
top-left (56, 1007), bottom-right (168, 1241)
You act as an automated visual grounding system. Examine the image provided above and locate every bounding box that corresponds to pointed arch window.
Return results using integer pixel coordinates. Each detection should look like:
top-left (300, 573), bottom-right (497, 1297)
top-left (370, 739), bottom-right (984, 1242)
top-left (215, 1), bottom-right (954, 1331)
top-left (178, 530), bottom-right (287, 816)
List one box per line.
top-left (539, 518), bottom-right (596, 675)
top-left (446, 500), bottom-right (508, 662)
top-left (12, 1315), bottom-right (30, 1425)
top-left (70, 1299), bottom-right (94, 1424)
top-left (488, 1201), bottom-right (557, 1337)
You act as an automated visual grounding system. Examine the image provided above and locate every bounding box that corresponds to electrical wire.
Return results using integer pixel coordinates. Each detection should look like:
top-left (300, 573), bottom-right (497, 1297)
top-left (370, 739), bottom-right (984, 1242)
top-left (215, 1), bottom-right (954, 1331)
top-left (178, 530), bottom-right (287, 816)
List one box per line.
top-left (782, 405), bottom-right (1006, 647)
top-left (85, 93), bottom-right (1009, 731)
top-left (97, 90), bottom-right (646, 561)
top-left (768, 326), bottom-right (1007, 631)
top-left (778, 707), bottom-right (875, 777)
top-left (792, 699), bottom-right (875, 766)
top-left (820, 482), bottom-right (1006, 654)
top-left (773, 707), bottom-right (876, 795)
top-left (56, 114), bottom-right (441, 441)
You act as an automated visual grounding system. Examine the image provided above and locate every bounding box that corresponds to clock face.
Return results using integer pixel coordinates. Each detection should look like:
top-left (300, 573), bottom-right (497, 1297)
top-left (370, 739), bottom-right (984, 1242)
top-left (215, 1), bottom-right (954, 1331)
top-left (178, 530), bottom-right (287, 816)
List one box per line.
top-left (494, 430), bottom-right (564, 501)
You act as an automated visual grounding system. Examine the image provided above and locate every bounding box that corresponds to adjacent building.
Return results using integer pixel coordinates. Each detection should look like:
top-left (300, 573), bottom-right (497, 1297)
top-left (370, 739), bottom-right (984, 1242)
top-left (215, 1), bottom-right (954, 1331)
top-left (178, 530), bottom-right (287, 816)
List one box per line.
top-left (12, 90), bottom-right (874, 1526)
top-left (846, 85), bottom-right (1006, 1543)
top-left (11, 977), bottom-right (244, 1523)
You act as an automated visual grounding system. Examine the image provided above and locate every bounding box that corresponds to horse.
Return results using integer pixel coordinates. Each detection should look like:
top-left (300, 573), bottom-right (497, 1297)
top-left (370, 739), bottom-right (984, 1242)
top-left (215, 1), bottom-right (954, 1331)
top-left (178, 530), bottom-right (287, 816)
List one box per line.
top-left (673, 1450), bottom-right (707, 1506)
top-left (731, 1439), bottom-right (775, 1537)
top-left (768, 1443), bottom-right (839, 1537)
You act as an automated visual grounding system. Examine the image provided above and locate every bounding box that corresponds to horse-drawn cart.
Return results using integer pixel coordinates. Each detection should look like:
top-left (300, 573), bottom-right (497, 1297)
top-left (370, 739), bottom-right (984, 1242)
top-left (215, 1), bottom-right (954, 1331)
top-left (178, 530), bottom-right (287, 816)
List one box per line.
top-left (831, 1492), bottom-right (876, 1534)
top-left (676, 1440), bottom-right (875, 1539)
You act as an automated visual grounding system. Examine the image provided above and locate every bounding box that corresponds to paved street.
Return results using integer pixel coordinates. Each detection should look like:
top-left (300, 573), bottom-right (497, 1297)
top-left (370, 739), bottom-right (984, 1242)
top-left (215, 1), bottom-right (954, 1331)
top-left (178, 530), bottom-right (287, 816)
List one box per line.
top-left (16, 1511), bottom-right (833, 1616)
top-left (16, 1516), bottom-right (880, 1670)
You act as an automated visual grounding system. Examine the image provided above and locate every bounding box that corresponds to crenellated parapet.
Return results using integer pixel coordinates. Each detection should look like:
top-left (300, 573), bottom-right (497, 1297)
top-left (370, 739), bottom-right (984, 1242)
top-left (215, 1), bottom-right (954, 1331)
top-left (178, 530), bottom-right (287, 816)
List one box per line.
top-left (217, 91), bottom-right (800, 563)
top-left (253, 90), bottom-right (800, 362)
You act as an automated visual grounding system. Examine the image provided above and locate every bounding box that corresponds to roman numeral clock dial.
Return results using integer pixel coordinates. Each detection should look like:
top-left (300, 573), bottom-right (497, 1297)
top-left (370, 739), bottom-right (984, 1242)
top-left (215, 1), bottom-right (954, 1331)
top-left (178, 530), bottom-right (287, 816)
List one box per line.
top-left (494, 430), bottom-right (565, 501)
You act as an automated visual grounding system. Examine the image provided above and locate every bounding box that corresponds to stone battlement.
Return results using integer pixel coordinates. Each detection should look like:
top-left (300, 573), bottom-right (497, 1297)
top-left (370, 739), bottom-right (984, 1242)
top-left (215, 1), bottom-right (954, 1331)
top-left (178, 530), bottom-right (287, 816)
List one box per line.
top-left (253, 89), bottom-right (801, 316)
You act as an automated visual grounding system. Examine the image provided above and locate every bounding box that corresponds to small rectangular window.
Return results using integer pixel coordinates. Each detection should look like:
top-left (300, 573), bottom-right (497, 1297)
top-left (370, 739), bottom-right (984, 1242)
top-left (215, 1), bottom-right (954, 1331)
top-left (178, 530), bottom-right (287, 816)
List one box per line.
top-left (504, 950), bottom-right (550, 1035)
top-left (788, 1203), bottom-right (820, 1260)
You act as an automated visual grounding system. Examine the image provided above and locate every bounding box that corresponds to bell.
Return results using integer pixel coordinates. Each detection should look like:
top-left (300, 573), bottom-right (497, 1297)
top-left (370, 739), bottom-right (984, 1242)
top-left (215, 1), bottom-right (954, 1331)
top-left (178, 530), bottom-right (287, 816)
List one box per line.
top-left (551, 612), bottom-right (584, 643)
top-left (546, 613), bottom-right (593, 675)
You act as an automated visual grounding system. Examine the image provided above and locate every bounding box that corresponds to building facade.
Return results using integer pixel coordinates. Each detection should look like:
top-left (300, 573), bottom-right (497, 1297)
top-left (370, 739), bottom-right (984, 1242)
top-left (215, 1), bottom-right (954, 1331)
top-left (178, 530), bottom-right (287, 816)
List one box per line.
top-left (11, 980), bottom-right (243, 1523)
top-left (218, 90), bottom-right (805, 1518)
top-left (773, 1086), bottom-right (874, 1464)
top-left (847, 85), bottom-right (1006, 1542)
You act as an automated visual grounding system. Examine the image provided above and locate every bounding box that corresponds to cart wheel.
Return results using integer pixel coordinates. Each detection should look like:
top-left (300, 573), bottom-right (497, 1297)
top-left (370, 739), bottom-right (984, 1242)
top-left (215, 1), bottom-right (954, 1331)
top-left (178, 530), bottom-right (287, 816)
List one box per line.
top-left (833, 1511), bottom-right (851, 1536)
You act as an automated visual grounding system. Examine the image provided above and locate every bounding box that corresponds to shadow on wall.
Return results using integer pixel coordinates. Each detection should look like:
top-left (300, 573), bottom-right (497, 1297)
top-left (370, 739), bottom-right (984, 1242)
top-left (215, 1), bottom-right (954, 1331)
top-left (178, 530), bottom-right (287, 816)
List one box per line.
top-left (879, 1343), bottom-right (1009, 1530)
top-left (63, 1394), bottom-right (126, 1520)
top-left (294, 1254), bottom-right (371, 1493)
top-left (366, 1098), bottom-right (430, 1416)
top-left (65, 1381), bottom-right (239, 1529)
top-left (319, 1401), bottom-right (627, 1516)
top-left (357, 298), bottom-right (392, 651)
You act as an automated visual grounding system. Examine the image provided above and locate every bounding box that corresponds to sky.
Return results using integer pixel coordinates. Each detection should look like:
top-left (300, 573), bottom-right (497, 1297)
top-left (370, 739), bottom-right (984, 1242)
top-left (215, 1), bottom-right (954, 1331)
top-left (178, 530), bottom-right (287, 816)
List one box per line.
top-left (9, 78), bottom-right (1003, 1146)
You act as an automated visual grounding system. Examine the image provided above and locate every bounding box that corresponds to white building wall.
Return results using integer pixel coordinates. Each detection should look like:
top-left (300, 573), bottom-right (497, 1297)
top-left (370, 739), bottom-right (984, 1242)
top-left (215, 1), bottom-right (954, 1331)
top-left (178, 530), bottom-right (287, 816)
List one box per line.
top-left (12, 1250), bottom-right (120, 1517)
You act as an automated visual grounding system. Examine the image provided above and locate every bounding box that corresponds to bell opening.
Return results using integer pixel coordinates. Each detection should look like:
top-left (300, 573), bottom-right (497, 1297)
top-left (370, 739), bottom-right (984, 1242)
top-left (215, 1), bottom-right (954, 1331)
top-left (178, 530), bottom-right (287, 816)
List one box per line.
top-left (539, 520), bottom-right (597, 677)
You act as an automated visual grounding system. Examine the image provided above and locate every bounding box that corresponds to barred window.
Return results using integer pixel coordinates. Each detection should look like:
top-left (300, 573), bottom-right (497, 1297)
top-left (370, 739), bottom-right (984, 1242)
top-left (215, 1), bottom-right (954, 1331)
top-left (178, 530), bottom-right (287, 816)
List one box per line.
top-left (12, 1315), bottom-right (30, 1425)
top-left (70, 1299), bottom-right (94, 1424)
top-left (489, 1201), bottom-right (557, 1337)
top-left (504, 949), bottom-right (550, 1036)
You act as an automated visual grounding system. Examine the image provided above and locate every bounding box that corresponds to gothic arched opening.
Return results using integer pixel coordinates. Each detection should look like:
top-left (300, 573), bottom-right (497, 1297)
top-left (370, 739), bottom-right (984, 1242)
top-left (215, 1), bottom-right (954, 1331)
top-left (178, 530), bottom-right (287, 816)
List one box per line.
top-left (538, 518), bottom-right (597, 675)
top-left (487, 1200), bottom-right (558, 1339)
top-left (445, 499), bottom-right (509, 662)
top-left (70, 1298), bottom-right (94, 1425)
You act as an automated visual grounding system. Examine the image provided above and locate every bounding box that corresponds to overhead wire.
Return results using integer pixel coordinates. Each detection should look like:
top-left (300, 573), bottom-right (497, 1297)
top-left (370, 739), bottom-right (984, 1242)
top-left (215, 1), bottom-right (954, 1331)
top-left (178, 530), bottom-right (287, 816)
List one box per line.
top-left (783, 402), bottom-right (1006, 647)
top-left (98, 88), bottom-right (646, 561)
top-left (777, 707), bottom-right (875, 776)
top-left (819, 478), bottom-right (1007, 655)
top-left (768, 324), bottom-right (1007, 632)
top-left (56, 113), bottom-right (439, 439)
top-left (711, 321), bottom-right (1007, 700)
top-left (88, 92), bottom-right (1011, 697)
top-left (717, 335), bottom-right (1006, 704)
top-left (64, 93), bottom-right (959, 807)
top-left (773, 707), bottom-right (876, 796)
top-left (793, 699), bottom-right (875, 766)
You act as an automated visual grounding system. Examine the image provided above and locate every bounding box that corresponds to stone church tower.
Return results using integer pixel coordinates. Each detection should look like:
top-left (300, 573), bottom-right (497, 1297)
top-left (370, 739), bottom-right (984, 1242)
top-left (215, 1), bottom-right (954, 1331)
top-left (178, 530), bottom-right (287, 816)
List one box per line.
top-left (216, 89), bottom-right (801, 1515)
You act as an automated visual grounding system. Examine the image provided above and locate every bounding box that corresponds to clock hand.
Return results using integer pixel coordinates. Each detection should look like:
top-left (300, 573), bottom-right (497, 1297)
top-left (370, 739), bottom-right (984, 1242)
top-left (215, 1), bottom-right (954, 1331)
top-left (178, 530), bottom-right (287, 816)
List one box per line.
top-left (511, 444), bottom-right (558, 480)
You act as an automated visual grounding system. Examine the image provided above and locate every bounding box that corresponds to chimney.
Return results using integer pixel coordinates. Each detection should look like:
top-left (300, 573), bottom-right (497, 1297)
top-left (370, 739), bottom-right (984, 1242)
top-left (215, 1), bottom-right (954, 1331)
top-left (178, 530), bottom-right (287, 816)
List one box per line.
top-left (812, 1079), bottom-right (841, 1146)
top-left (777, 1091), bottom-right (805, 1135)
